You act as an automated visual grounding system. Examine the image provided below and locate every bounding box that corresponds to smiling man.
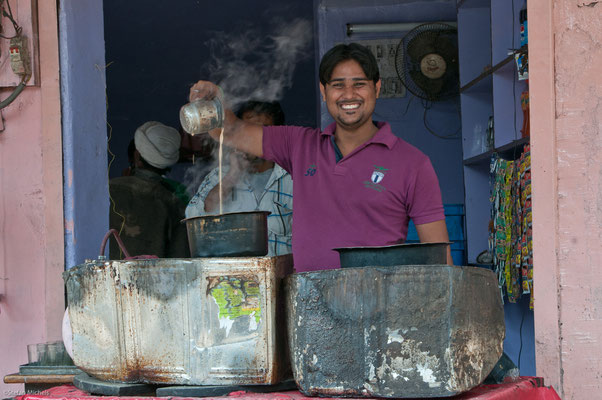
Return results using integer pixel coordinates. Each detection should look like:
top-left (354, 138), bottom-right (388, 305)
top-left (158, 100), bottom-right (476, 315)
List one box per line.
top-left (188, 43), bottom-right (451, 271)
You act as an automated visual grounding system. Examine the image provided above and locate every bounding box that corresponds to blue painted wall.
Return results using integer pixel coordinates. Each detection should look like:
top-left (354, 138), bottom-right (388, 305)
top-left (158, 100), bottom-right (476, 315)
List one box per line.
top-left (103, 0), bottom-right (317, 180)
top-left (504, 297), bottom-right (536, 376)
top-left (316, 1), bottom-right (464, 204)
top-left (59, 1), bottom-right (109, 269)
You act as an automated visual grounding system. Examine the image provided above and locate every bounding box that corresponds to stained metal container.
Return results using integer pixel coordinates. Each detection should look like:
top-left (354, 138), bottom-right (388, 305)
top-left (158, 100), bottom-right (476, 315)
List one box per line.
top-left (183, 211), bottom-right (270, 257)
top-left (63, 255), bottom-right (293, 385)
top-left (334, 242), bottom-right (449, 268)
top-left (286, 265), bottom-right (505, 398)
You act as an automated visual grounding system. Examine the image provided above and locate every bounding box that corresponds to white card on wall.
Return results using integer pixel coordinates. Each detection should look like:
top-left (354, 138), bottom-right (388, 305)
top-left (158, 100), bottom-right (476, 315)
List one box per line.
top-left (355, 38), bottom-right (406, 98)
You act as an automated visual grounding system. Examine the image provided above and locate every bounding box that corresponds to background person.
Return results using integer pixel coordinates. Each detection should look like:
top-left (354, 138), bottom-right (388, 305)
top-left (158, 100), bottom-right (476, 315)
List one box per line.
top-left (188, 43), bottom-right (451, 270)
top-left (122, 137), bottom-right (190, 205)
top-left (109, 121), bottom-right (190, 259)
top-left (185, 101), bottom-right (293, 256)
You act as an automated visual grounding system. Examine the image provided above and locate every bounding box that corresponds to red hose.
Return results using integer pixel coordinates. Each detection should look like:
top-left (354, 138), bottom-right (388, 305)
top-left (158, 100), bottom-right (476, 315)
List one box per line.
top-left (99, 229), bottom-right (131, 259)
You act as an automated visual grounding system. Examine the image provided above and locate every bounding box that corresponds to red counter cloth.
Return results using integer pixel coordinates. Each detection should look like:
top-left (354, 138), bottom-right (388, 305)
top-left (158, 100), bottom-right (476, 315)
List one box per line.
top-left (16, 377), bottom-right (560, 400)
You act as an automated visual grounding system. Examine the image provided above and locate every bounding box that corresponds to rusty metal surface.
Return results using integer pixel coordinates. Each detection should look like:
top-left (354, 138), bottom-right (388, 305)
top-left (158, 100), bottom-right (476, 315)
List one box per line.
top-left (285, 265), bottom-right (505, 398)
top-left (63, 255), bottom-right (293, 385)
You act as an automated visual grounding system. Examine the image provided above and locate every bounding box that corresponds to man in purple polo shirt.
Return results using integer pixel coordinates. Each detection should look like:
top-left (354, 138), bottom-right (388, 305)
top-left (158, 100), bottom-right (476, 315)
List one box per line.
top-left (188, 43), bottom-right (452, 272)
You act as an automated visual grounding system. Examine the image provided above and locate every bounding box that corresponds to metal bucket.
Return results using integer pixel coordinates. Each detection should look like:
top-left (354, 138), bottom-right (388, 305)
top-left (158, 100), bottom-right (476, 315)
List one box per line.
top-left (183, 211), bottom-right (270, 257)
top-left (334, 242), bottom-right (450, 268)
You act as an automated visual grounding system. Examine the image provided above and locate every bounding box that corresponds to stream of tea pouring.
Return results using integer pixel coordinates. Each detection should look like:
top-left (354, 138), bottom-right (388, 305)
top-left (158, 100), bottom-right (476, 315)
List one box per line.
top-left (218, 128), bottom-right (224, 215)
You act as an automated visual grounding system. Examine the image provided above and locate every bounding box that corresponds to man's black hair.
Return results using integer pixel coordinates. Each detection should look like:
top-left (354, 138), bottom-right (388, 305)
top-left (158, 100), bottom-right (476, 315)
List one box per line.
top-left (235, 100), bottom-right (285, 126)
top-left (319, 43), bottom-right (380, 85)
top-left (127, 139), bottom-right (136, 166)
top-left (138, 157), bottom-right (170, 175)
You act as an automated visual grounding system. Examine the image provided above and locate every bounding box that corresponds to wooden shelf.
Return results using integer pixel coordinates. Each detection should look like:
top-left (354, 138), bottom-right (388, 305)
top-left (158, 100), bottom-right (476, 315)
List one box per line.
top-left (4, 373), bottom-right (75, 384)
top-left (460, 55), bottom-right (513, 93)
top-left (463, 137), bottom-right (529, 165)
top-left (496, 136), bottom-right (530, 158)
top-left (463, 150), bottom-right (493, 166)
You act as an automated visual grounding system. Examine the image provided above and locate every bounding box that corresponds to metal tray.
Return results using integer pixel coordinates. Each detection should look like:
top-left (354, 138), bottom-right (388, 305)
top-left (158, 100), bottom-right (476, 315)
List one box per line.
top-left (19, 363), bottom-right (81, 376)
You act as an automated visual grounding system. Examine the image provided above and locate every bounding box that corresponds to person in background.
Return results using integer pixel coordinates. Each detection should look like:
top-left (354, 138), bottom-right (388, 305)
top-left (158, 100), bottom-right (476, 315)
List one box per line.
top-left (122, 138), bottom-right (190, 205)
top-left (185, 101), bottom-right (293, 256)
top-left (188, 43), bottom-right (452, 271)
top-left (109, 121), bottom-right (190, 259)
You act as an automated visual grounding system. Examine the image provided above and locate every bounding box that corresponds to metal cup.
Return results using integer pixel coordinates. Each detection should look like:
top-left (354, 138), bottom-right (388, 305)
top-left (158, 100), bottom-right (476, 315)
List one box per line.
top-left (180, 97), bottom-right (224, 135)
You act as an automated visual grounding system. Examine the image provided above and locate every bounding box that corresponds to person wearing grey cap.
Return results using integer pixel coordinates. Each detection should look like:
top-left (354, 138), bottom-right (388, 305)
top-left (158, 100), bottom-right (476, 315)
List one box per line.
top-left (109, 121), bottom-right (190, 259)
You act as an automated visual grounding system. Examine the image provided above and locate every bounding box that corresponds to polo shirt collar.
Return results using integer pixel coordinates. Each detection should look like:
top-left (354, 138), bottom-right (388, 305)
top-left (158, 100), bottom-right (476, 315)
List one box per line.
top-left (267, 164), bottom-right (288, 187)
top-left (321, 121), bottom-right (398, 150)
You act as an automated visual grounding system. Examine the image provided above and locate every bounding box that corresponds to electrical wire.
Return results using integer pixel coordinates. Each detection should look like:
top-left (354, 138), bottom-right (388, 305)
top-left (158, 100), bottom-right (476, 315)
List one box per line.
top-left (421, 99), bottom-right (461, 140)
top-left (0, 0), bottom-right (22, 39)
top-left (0, 75), bottom-right (28, 109)
top-left (402, 95), bottom-right (414, 116)
top-left (518, 303), bottom-right (525, 371)
top-left (0, 1), bottom-right (29, 110)
top-left (99, 62), bottom-right (127, 258)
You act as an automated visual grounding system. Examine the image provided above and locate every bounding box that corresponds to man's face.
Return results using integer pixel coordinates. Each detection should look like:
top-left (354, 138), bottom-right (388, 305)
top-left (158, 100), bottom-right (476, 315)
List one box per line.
top-left (319, 59), bottom-right (381, 131)
top-left (242, 111), bottom-right (274, 127)
top-left (237, 111), bottom-right (274, 165)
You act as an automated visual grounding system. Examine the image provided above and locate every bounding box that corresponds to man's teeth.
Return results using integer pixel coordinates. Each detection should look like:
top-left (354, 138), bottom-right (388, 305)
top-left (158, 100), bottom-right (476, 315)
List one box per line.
top-left (341, 103), bottom-right (360, 110)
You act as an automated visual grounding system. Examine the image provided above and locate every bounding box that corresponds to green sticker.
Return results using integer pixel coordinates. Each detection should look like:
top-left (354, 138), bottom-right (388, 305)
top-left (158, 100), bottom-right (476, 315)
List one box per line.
top-left (209, 277), bottom-right (261, 325)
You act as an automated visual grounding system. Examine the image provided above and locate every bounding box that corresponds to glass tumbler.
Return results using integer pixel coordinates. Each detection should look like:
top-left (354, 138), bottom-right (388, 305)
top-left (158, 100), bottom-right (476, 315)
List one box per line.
top-left (45, 341), bottom-right (63, 365)
top-left (27, 343), bottom-right (41, 365)
top-left (180, 97), bottom-right (225, 135)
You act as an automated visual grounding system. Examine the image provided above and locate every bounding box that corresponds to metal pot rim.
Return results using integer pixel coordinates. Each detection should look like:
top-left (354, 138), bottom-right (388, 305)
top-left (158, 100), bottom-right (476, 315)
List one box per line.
top-left (333, 241), bottom-right (451, 252)
top-left (181, 210), bottom-right (271, 224)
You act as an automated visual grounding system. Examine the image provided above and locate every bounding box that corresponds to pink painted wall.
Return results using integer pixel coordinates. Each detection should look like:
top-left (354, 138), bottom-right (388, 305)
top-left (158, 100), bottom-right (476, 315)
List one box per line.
top-left (531, 1), bottom-right (602, 399)
top-left (0, 1), bottom-right (63, 397)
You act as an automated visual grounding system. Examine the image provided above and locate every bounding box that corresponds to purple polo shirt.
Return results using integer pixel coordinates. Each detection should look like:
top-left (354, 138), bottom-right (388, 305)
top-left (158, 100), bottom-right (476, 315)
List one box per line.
top-left (263, 121), bottom-right (444, 272)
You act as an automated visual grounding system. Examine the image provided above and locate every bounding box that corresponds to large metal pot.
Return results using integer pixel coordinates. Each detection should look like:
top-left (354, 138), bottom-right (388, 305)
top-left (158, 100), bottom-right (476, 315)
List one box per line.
top-left (334, 242), bottom-right (450, 268)
top-left (64, 255), bottom-right (294, 385)
top-left (183, 211), bottom-right (270, 257)
top-left (285, 265), bottom-right (504, 397)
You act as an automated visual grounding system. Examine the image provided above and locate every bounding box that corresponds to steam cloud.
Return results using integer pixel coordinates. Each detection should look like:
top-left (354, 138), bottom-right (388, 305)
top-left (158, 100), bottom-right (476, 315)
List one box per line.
top-left (182, 18), bottom-right (313, 197)
top-left (204, 18), bottom-right (313, 106)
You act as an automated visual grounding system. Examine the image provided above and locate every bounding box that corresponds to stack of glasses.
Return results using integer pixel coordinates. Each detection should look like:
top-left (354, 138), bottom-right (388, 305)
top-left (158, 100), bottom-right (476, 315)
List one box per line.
top-left (27, 341), bottom-right (74, 366)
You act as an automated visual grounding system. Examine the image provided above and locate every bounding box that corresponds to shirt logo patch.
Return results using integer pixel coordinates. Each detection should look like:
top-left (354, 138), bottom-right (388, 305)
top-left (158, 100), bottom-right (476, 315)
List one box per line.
top-left (364, 166), bottom-right (388, 192)
top-left (304, 164), bottom-right (317, 176)
top-left (371, 171), bottom-right (385, 184)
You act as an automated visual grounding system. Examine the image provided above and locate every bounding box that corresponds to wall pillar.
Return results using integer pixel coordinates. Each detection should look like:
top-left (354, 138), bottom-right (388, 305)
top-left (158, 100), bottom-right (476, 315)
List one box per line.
top-left (531, 1), bottom-right (602, 398)
top-left (0, 1), bottom-right (63, 396)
